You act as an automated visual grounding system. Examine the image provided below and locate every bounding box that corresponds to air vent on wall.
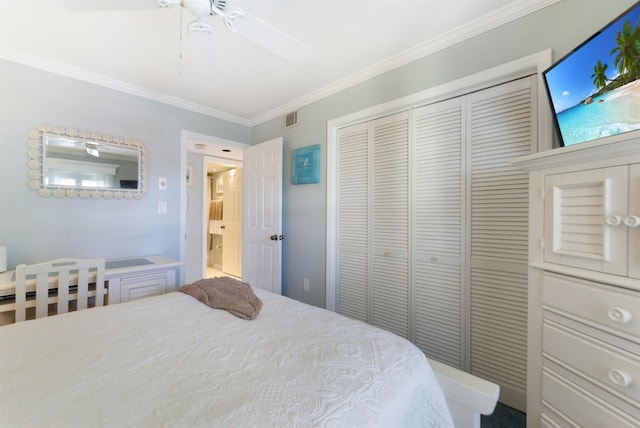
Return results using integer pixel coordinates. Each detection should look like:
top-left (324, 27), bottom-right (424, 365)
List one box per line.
top-left (283, 110), bottom-right (299, 129)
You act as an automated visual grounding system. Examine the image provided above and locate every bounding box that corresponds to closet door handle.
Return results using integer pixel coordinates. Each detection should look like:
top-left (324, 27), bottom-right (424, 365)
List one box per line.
top-left (220, 225), bottom-right (226, 229)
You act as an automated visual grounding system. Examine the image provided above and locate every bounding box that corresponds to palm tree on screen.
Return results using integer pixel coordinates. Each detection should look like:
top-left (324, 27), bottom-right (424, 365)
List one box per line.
top-left (591, 60), bottom-right (609, 91)
top-left (610, 19), bottom-right (640, 82)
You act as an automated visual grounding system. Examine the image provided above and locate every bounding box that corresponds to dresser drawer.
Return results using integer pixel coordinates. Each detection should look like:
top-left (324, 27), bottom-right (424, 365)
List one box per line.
top-left (542, 272), bottom-right (640, 343)
top-left (543, 319), bottom-right (640, 405)
top-left (542, 368), bottom-right (639, 427)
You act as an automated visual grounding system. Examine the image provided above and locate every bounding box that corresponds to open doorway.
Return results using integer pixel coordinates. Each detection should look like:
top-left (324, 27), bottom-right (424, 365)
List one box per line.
top-left (205, 158), bottom-right (243, 279)
top-left (180, 131), bottom-right (283, 292)
top-left (180, 131), bottom-right (248, 285)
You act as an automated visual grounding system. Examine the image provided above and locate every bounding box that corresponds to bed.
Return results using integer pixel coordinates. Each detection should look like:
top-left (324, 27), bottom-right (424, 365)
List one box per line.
top-left (0, 280), bottom-right (497, 427)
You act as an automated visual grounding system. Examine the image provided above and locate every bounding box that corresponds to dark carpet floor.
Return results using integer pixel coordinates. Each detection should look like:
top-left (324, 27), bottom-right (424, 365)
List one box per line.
top-left (481, 403), bottom-right (525, 428)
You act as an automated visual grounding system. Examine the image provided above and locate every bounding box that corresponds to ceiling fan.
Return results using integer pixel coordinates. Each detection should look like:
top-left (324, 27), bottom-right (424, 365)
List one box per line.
top-left (55, 0), bottom-right (312, 64)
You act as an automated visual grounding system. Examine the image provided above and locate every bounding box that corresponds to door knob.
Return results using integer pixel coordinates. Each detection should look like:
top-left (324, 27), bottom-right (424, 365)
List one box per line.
top-left (270, 234), bottom-right (278, 241)
top-left (220, 225), bottom-right (226, 229)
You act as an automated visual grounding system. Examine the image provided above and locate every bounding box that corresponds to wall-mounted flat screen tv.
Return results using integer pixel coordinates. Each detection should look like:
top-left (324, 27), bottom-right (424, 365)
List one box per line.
top-left (543, 1), bottom-right (640, 147)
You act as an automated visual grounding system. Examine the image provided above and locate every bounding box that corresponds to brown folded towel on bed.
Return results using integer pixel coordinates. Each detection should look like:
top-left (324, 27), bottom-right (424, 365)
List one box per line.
top-left (178, 276), bottom-right (262, 320)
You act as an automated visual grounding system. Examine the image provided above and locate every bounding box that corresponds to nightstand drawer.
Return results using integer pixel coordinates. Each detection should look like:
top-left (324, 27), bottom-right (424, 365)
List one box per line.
top-left (543, 319), bottom-right (640, 405)
top-left (543, 272), bottom-right (640, 343)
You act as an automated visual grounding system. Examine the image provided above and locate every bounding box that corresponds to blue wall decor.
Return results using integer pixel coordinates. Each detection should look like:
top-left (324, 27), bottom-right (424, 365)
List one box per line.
top-left (292, 144), bottom-right (320, 184)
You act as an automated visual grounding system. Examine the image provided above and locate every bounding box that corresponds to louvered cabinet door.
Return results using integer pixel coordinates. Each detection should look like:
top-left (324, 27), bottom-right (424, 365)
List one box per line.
top-left (412, 98), bottom-right (465, 368)
top-left (467, 75), bottom-right (537, 411)
top-left (336, 122), bottom-right (370, 322)
top-left (371, 111), bottom-right (410, 338)
top-left (544, 166), bottom-right (629, 275)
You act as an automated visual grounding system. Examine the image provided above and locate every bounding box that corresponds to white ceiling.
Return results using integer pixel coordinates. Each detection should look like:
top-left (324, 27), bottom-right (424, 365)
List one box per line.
top-left (0, 0), bottom-right (557, 126)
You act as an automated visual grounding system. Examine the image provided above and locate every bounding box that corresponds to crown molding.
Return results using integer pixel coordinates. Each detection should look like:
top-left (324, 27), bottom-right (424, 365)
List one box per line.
top-left (1, 0), bottom-right (562, 128)
top-left (0, 48), bottom-right (252, 127)
top-left (250, 0), bottom-right (563, 126)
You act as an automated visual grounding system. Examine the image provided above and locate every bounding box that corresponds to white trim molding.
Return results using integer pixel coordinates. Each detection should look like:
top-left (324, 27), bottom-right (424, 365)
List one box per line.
top-left (252, 0), bottom-right (561, 125)
top-left (179, 130), bottom-right (249, 285)
top-left (1, 0), bottom-right (560, 127)
top-left (0, 49), bottom-right (252, 127)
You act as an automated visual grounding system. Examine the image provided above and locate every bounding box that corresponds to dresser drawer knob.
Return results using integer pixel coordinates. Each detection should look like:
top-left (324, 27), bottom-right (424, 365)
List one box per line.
top-left (608, 369), bottom-right (632, 387)
top-left (624, 215), bottom-right (640, 227)
top-left (608, 307), bottom-right (632, 324)
top-left (605, 215), bottom-right (622, 226)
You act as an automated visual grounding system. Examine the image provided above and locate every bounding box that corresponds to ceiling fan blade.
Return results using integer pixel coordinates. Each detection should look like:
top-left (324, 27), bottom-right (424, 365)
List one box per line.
top-left (56, 0), bottom-right (160, 11)
top-left (230, 10), bottom-right (311, 65)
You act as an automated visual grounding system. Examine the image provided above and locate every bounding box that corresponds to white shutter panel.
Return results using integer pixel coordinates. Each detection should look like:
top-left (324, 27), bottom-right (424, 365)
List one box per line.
top-left (544, 166), bottom-right (628, 275)
top-left (336, 122), bottom-right (370, 322)
top-left (413, 98), bottom-right (465, 368)
top-left (372, 112), bottom-right (410, 338)
top-left (467, 75), bottom-right (536, 410)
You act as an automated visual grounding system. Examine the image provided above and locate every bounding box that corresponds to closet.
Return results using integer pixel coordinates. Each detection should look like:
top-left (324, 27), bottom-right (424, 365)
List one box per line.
top-left (335, 75), bottom-right (536, 410)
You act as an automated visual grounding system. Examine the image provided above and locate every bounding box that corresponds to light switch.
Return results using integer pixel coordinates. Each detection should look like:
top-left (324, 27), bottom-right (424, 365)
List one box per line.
top-left (159, 177), bottom-right (167, 190)
top-left (158, 201), bottom-right (167, 214)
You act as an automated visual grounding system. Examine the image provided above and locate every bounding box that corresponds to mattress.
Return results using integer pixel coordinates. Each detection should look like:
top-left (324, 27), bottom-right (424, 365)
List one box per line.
top-left (0, 287), bottom-right (454, 427)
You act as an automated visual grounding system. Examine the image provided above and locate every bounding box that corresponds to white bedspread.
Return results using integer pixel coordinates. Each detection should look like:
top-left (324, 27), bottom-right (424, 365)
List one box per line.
top-left (0, 288), bottom-right (453, 427)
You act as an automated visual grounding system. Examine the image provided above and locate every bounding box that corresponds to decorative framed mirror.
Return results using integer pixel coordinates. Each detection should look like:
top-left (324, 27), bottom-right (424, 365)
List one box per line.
top-left (27, 123), bottom-right (147, 199)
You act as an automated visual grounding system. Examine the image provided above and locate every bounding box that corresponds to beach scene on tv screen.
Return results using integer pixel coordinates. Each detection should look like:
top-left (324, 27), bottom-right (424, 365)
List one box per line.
top-left (545, 4), bottom-right (640, 146)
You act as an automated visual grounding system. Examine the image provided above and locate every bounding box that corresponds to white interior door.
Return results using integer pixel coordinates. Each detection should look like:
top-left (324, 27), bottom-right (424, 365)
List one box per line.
top-left (222, 169), bottom-right (243, 277)
top-left (242, 138), bottom-right (283, 294)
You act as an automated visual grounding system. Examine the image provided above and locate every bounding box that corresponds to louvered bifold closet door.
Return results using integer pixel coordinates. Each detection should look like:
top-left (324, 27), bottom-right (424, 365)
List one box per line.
top-left (412, 98), bottom-right (465, 368)
top-left (371, 111), bottom-right (410, 338)
top-left (467, 75), bottom-right (537, 411)
top-left (336, 122), bottom-right (370, 322)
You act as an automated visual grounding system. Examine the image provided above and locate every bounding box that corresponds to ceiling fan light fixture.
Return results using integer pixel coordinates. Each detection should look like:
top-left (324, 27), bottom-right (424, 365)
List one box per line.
top-left (211, 0), bottom-right (228, 15)
top-left (223, 9), bottom-right (246, 32)
top-left (58, 0), bottom-right (311, 64)
top-left (188, 20), bottom-right (213, 36)
top-left (156, 0), bottom-right (181, 10)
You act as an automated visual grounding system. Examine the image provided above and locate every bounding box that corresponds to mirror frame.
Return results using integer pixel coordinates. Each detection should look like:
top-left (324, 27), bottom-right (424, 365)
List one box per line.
top-left (27, 123), bottom-right (147, 199)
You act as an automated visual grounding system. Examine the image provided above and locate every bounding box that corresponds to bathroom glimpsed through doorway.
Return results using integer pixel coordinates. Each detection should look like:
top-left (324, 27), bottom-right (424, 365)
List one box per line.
top-left (206, 161), bottom-right (242, 279)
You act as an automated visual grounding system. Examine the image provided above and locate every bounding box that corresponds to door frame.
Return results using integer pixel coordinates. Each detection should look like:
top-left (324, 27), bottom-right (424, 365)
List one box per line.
top-left (180, 130), bottom-right (248, 284)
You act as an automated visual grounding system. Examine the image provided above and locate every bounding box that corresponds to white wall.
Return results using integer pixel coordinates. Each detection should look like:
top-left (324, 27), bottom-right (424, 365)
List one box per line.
top-left (252, 0), bottom-right (638, 307)
top-left (0, 59), bottom-right (250, 269)
top-left (1, 0), bottom-right (635, 304)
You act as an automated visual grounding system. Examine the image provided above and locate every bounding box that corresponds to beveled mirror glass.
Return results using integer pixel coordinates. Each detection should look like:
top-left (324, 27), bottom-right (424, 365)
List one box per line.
top-left (27, 124), bottom-right (147, 199)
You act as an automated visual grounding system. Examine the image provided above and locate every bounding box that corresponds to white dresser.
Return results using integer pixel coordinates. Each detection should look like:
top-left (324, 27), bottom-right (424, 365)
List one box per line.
top-left (0, 256), bottom-right (181, 324)
top-left (513, 136), bottom-right (640, 427)
top-left (104, 256), bottom-right (181, 304)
